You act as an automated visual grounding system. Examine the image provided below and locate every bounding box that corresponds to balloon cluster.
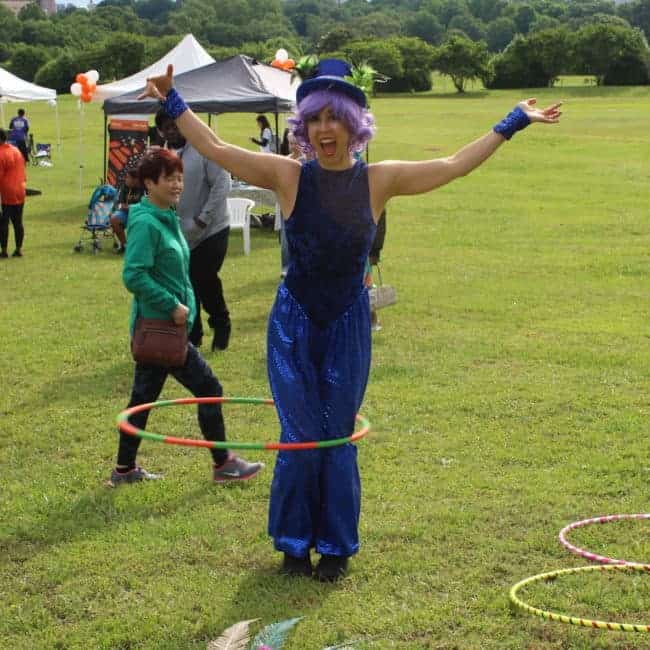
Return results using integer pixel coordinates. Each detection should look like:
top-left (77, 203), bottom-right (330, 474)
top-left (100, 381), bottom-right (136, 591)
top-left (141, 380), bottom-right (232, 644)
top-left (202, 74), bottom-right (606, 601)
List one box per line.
top-left (270, 49), bottom-right (295, 71)
top-left (70, 70), bottom-right (100, 103)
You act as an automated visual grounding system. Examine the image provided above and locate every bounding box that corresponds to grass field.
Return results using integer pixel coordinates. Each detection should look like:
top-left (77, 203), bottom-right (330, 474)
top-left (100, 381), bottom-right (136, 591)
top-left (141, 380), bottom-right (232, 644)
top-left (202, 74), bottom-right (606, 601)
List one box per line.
top-left (2, 79), bottom-right (650, 649)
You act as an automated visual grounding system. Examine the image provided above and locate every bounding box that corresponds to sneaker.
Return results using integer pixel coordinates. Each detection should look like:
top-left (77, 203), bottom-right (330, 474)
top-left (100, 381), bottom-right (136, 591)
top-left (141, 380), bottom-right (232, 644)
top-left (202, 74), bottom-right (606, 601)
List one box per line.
top-left (213, 453), bottom-right (263, 483)
top-left (107, 466), bottom-right (162, 487)
top-left (211, 320), bottom-right (231, 351)
top-left (0, 251), bottom-right (8, 259)
top-left (314, 554), bottom-right (349, 582)
top-left (11, 250), bottom-right (22, 257)
top-left (281, 553), bottom-right (312, 577)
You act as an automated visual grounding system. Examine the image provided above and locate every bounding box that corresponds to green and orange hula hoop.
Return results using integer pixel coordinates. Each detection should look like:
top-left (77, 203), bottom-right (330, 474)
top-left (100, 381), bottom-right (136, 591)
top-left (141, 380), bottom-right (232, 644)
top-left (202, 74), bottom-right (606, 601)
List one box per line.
top-left (117, 396), bottom-right (370, 451)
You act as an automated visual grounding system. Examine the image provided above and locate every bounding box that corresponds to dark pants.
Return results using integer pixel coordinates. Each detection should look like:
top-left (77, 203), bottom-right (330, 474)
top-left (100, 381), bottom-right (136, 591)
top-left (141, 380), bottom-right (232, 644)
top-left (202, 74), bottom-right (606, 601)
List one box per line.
top-left (189, 228), bottom-right (230, 346)
top-left (117, 343), bottom-right (228, 467)
top-left (0, 203), bottom-right (24, 252)
top-left (14, 140), bottom-right (29, 163)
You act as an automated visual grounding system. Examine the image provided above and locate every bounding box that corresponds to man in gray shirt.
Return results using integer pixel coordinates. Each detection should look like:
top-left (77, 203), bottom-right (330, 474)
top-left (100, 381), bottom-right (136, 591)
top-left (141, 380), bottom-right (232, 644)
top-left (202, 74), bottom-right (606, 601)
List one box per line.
top-left (155, 109), bottom-right (232, 351)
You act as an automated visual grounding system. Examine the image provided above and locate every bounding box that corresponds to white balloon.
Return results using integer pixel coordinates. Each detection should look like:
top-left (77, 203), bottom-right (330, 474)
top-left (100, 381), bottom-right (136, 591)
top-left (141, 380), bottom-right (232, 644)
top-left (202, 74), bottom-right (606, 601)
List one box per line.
top-left (47, 98), bottom-right (57, 107)
top-left (275, 48), bottom-right (288, 63)
top-left (70, 82), bottom-right (82, 96)
top-left (86, 69), bottom-right (99, 84)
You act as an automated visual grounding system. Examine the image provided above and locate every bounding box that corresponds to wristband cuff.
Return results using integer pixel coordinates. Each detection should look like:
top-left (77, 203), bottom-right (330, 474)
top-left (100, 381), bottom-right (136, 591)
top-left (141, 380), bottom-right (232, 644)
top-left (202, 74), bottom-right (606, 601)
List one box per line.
top-left (162, 88), bottom-right (188, 120)
top-left (493, 106), bottom-right (530, 140)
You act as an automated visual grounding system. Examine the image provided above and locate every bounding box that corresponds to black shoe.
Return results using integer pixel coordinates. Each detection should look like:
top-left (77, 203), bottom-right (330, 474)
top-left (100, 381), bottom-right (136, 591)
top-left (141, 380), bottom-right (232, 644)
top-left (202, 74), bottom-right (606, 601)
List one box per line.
top-left (281, 553), bottom-right (312, 577)
top-left (314, 554), bottom-right (348, 582)
top-left (0, 251), bottom-right (7, 259)
top-left (211, 321), bottom-right (231, 351)
top-left (11, 250), bottom-right (22, 257)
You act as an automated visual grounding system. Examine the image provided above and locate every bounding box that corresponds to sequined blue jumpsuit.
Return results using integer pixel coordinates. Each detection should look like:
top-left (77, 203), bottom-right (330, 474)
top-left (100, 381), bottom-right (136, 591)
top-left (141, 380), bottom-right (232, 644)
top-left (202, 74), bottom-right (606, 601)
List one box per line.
top-left (267, 159), bottom-right (377, 559)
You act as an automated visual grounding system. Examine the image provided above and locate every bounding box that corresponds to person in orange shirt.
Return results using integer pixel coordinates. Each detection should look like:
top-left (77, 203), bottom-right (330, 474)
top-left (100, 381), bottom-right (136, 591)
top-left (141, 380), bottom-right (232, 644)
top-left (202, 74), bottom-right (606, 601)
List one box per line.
top-left (0, 128), bottom-right (27, 258)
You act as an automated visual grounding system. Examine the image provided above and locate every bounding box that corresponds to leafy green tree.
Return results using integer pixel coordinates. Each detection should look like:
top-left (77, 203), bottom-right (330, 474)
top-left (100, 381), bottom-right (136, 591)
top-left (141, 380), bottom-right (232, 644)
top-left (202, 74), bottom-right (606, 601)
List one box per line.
top-left (486, 16), bottom-right (516, 51)
top-left (404, 10), bottom-right (444, 45)
top-left (0, 4), bottom-right (21, 43)
top-left (340, 39), bottom-right (404, 84)
top-left (0, 43), bottom-right (11, 62)
top-left (318, 26), bottom-right (357, 53)
top-left (17, 2), bottom-right (46, 21)
top-left (488, 34), bottom-right (551, 88)
top-left (574, 21), bottom-right (649, 84)
top-left (34, 51), bottom-right (78, 93)
top-left (355, 12), bottom-right (403, 39)
top-left (526, 27), bottom-right (572, 85)
top-left (135, 0), bottom-right (175, 23)
top-left (529, 15), bottom-right (561, 32)
top-left (618, 0), bottom-right (650, 41)
top-left (390, 36), bottom-right (437, 91)
top-left (448, 11), bottom-right (486, 41)
top-left (93, 5), bottom-right (144, 33)
top-left (566, 0), bottom-right (616, 20)
top-left (467, 0), bottom-right (506, 24)
top-left (512, 3), bottom-right (537, 34)
top-left (436, 0), bottom-right (469, 29)
top-left (432, 34), bottom-right (489, 91)
top-left (20, 19), bottom-right (66, 46)
top-left (8, 43), bottom-right (49, 81)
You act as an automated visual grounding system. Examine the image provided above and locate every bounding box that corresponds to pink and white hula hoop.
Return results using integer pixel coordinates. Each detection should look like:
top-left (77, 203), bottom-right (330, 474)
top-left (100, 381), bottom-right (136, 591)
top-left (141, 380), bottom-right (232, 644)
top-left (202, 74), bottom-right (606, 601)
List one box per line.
top-left (559, 514), bottom-right (650, 569)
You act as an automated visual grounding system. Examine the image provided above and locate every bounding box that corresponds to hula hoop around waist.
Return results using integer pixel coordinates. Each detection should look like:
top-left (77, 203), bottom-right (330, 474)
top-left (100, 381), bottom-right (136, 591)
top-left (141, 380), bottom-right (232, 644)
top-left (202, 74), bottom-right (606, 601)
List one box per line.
top-left (117, 396), bottom-right (370, 451)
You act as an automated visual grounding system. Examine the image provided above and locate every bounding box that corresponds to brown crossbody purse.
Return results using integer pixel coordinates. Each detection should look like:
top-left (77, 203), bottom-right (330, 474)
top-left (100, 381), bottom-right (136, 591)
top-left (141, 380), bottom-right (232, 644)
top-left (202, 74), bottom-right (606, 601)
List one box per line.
top-left (131, 293), bottom-right (188, 369)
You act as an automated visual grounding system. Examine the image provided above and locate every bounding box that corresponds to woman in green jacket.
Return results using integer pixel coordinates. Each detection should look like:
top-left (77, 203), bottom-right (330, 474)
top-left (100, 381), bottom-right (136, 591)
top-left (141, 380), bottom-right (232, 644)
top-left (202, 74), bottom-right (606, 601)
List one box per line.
top-left (110, 147), bottom-right (263, 486)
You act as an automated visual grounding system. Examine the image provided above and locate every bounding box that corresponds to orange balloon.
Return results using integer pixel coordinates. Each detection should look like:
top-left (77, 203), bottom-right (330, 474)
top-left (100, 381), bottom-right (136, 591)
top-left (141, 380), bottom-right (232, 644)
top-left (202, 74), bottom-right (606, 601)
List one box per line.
top-left (76, 73), bottom-right (87, 85)
top-left (271, 60), bottom-right (283, 69)
top-left (81, 91), bottom-right (92, 102)
top-left (282, 59), bottom-right (295, 70)
top-left (87, 83), bottom-right (96, 93)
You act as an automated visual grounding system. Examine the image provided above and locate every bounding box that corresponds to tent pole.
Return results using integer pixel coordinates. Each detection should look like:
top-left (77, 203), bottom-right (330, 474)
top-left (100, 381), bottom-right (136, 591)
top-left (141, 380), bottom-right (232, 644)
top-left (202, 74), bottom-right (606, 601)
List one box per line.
top-left (54, 101), bottom-right (62, 157)
top-left (274, 112), bottom-right (279, 152)
top-left (208, 113), bottom-right (212, 128)
top-left (79, 102), bottom-right (84, 198)
top-left (103, 114), bottom-right (107, 183)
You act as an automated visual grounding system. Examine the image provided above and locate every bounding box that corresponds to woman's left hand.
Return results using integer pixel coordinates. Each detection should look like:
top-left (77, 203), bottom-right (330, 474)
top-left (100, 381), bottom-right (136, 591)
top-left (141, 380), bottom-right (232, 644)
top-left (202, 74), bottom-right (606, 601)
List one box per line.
top-left (517, 98), bottom-right (562, 124)
top-left (137, 64), bottom-right (174, 101)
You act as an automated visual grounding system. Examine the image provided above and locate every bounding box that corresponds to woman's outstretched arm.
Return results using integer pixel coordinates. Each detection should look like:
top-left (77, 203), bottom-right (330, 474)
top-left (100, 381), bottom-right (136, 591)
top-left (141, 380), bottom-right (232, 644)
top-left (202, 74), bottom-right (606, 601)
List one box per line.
top-left (369, 98), bottom-right (562, 208)
top-left (138, 65), bottom-right (299, 193)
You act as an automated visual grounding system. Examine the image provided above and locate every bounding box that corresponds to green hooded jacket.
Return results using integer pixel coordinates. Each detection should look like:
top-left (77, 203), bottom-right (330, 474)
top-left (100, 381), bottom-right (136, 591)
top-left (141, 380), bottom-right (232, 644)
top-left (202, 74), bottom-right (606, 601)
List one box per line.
top-left (123, 197), bottom-right (196, 336)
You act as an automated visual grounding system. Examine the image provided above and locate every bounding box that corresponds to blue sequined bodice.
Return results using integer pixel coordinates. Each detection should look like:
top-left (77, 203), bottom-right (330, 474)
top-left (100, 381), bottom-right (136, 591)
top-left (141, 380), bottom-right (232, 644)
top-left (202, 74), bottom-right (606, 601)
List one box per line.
top-left (284, 159), bottom-right (376, 327)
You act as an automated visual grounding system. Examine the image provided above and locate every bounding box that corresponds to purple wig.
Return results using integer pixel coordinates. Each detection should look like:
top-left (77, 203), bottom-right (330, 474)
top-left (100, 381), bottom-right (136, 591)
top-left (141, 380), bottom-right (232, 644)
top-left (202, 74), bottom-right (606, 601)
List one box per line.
top-left (289, 89), bottom-right (376, 155)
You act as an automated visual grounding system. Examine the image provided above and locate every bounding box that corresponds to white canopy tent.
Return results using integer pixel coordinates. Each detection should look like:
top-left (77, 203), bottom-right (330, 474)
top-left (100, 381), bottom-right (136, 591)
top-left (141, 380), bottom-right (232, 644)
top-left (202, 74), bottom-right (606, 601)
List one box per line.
top-left (92, 34), bottom-right (215, 103)
top-left (0, 66), bottom-right (60, 152)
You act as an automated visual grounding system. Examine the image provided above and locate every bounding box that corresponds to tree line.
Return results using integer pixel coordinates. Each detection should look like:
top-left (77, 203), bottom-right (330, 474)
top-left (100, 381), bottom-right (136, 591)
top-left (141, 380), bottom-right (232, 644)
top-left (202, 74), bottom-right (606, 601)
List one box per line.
top-left (1, 0), bottom-right (649, 93)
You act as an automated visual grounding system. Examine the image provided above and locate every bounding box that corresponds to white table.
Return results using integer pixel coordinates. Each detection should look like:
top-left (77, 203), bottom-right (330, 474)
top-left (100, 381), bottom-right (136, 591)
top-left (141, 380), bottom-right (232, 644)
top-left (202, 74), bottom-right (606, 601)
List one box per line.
top-left (229, 183), bottom-right (282, 230)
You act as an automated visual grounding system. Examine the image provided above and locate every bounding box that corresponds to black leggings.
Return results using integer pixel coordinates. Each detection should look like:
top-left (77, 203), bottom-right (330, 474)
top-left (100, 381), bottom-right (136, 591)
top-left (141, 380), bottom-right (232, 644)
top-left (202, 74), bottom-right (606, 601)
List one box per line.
top-left (0, 203), bottom-right (24, 251)
top-left (117, 343), bottom-right (228, 467)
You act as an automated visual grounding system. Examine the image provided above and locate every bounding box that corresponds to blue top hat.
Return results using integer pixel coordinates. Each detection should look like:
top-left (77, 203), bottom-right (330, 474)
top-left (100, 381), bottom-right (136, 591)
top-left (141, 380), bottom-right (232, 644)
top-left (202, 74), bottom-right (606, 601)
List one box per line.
top-left (296, 59), bottom-right (367, 108)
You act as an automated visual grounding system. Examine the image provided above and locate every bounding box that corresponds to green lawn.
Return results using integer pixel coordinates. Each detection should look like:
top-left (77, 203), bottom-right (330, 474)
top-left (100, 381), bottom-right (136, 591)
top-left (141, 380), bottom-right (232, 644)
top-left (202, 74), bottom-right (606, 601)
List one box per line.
top-left (2, 82), bottom-right (650, 649)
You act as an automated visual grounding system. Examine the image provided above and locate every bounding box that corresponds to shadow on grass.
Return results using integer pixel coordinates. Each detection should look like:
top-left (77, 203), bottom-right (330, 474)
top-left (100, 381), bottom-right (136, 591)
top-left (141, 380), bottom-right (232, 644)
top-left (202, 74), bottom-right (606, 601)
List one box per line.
top-left (25, 362), bottom-right (133, 411)
top-left (209, 564), bottom-right (344, 648)
top-left (0, 483), bottom-right (213, 558)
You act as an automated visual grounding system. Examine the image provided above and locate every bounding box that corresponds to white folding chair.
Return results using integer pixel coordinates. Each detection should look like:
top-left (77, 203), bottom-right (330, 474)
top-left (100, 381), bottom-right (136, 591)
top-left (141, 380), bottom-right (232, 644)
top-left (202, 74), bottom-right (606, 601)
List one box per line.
top-left (227, 197), bottom-right (255, 255)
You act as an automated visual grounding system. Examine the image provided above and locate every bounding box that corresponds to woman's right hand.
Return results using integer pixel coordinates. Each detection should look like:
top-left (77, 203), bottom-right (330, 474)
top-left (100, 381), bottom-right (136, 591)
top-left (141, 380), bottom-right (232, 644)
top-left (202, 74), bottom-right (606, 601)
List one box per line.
top-left (138, 64), bottom-right (174, 101)
top-left (172, 303), bottom-right (189, 325)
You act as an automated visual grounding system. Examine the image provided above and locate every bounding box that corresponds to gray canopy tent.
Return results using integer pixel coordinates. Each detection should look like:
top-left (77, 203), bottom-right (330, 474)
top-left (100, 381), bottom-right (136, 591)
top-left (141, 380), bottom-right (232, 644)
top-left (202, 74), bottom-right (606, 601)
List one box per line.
top-left (102, 55), bottom-right (297, 176)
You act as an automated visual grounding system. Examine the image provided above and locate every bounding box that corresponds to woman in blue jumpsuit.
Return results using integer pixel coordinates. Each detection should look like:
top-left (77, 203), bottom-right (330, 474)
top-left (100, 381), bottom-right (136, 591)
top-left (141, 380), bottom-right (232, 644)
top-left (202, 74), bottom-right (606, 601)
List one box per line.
top-left (139, 59), bottom-right (562, 581)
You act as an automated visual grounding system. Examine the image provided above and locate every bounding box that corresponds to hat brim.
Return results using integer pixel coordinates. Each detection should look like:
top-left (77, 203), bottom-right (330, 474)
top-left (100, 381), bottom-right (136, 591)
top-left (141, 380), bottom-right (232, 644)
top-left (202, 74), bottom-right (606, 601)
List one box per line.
top-left (296, 76), bottom-right (367, 108)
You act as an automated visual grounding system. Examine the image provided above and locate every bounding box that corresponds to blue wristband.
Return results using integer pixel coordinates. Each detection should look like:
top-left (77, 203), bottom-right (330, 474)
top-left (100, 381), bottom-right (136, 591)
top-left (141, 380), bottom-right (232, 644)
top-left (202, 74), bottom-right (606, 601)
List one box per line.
top-left (162, 88), bottom-right (188, 120)
top-left (493, 106), bottom-right (530, 140)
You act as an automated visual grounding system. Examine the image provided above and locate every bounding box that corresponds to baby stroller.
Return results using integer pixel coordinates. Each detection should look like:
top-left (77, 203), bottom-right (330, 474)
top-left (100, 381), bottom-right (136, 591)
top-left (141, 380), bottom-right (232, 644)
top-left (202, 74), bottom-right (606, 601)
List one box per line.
top-left (73, 184), bottom-right (118, 254)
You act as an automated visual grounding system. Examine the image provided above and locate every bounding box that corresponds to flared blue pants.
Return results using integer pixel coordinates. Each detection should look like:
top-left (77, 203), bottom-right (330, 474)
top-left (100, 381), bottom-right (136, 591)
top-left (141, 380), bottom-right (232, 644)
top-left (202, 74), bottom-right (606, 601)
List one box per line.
top-left (267, 284), bottom-right (371, 558)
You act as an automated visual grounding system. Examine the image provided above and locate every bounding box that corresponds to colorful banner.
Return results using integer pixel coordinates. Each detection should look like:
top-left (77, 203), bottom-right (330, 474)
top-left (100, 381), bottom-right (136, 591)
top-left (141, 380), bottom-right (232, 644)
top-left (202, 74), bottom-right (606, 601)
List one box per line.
top-left (107, 119), bottom-right (149, 187)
